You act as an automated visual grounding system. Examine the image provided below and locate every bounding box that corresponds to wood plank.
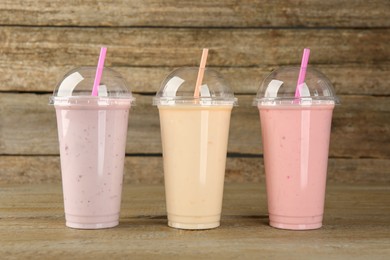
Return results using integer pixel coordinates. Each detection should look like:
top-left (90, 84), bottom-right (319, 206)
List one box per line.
top-left (1, 93), bottom-right (389, 158)
top-left (0, 0), bottom-right (389, 27)
top-left (0, 156), bottom-right (389, 185)
top-left (0, 27), bottom-right (389, 69)
top-left (1, 64), bottom-right (389, 96)
top-left (0, 184), bottom-right (389, 259)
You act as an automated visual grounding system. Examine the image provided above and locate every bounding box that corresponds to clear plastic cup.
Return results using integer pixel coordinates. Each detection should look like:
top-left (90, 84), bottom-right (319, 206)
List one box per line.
top-left (153, 67), bottom-right (237, 229)
top-left (254, 67), bottom-right (339, 230)
top-left (50, 67), bottom-right (135, 229)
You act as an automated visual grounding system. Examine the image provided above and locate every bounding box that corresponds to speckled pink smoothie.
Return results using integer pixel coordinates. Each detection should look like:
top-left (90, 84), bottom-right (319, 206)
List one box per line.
top-left (259, 103), bottom-right (334, 230)
top-left (55, 98), bottom-right (131, 229)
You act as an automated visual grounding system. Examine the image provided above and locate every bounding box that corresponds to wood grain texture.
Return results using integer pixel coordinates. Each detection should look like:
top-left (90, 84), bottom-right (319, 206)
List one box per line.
top-left (0, 27), bottom-right (389, 68)
top-left (1, 26), bottom-right (388, 96)
top-left (1, 1), bottom-right (389, 186)
top-left (0, 184), bottom-right (389, 259)
top-left (1, 64), bottom-right (389, 96)
top-left (0, 156), bottom-right (389, 185)
top-left (1, 93), bottom-right (389, 158)
top-left (0, 0), bottom-right (389, 27)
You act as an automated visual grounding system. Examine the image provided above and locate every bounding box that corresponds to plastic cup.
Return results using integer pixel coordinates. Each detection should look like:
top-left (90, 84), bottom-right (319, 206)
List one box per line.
top-left (254, 67), bottom-right (339, 230)
top-left (153, 67), bottom-right (237, 230)
top-left (50, 67), bottom-right (135, 229)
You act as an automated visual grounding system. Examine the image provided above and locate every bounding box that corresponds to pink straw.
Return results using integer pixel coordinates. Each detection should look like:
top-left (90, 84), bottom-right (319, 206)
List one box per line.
top-left (194, 48), bottom-right (209, 98)
top-left (294, 48), bottom-right (310, 98)
top-left (91, 47), bottom-right (107, 96)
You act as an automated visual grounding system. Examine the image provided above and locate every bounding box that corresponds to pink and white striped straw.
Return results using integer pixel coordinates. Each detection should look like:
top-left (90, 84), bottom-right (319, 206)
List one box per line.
top-left (294, 48), bottom-right (310, 98)
top-left (91, 47), bottom-right (107, 96)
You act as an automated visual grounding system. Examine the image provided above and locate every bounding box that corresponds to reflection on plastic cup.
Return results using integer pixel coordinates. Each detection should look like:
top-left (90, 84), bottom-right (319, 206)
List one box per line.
top-left (154, 67), bottom-right (237, 230)
top-left (254, 67), bottom-right (339, 230)
top-left (50, 67), bottom-right (135, 229)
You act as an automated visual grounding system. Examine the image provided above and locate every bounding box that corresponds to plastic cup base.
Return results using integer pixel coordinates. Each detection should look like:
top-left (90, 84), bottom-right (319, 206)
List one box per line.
top-left (269, 221), bottom-right (322, 230)
top-left (168, 221), bottom-right (220, 230)
top-left (65, 220), bottom-right (119, 229)
top-left (65, 212), bottom-right (120, 229)
top-left (268, 213), bottom-right (323, 230)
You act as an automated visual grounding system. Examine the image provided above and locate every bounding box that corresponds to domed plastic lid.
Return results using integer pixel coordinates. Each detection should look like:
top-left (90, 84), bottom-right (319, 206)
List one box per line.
top-left (50, 66), bottom-right (135, 105)
top-left (254, 67), bottom-right (339, 106)
top-left (153, 67), bottom-right (237, 106)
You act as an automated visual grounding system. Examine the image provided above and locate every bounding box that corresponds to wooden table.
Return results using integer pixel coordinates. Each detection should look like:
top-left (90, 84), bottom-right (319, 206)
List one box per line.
top-left (1, 184), bottom-right (389, 259)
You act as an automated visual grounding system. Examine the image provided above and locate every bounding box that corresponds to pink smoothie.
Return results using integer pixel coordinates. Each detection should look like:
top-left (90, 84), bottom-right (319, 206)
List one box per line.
top-left (55, 98), bottom-right (131, 229)
top-left (259, 103), bottom-right (334, 230)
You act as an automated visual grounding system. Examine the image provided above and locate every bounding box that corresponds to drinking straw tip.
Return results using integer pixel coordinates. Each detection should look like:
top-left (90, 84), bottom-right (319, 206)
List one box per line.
top-left (295, 48), bottom-right (311, 98)
top-left (194, 48), bottom-right (209, 98)
top-left (91, 47), bottom-right (108, 96)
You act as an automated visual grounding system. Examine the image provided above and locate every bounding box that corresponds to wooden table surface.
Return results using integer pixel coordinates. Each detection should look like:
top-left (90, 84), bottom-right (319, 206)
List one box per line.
top-left (1, 183), bottom-right (389, 259)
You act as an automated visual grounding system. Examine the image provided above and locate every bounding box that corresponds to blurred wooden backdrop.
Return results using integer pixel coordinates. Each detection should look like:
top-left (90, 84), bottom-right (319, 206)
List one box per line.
top-left (0, 0), bottom-right (389, 184)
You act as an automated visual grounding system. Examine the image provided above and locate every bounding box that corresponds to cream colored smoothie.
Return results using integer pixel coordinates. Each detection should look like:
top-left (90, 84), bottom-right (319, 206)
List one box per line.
top-left (158, 105), bottom-right (233, 229)
top-left (154, 67), bottom-right (236, 230)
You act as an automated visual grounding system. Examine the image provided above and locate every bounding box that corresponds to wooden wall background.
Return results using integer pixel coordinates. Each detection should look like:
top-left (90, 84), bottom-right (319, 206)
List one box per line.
top-left (0, 1), bottom-right (389, 184)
